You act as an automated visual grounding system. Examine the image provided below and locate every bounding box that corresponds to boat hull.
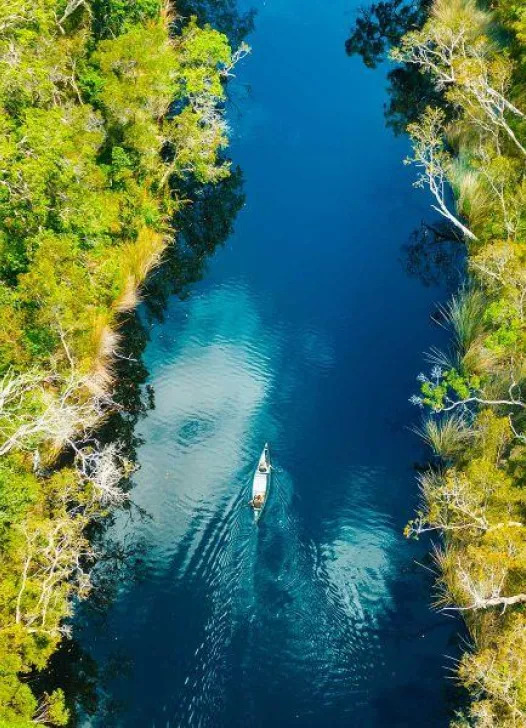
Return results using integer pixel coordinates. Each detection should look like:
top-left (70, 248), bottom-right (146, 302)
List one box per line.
top-left (251, 444), bottom-right (271, 523)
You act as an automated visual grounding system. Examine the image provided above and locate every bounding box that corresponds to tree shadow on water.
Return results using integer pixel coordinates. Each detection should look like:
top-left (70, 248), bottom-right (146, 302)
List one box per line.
top-left (45, 160), bottom-right (246, 725)
top-left (345, 0), bottom-right (445, 135)
top-left (176, 0), bottom-right (256, 46)
top-left (345, 1), bottom-right (464, 291)
top-left (400, 220), bottom-right (466, 290)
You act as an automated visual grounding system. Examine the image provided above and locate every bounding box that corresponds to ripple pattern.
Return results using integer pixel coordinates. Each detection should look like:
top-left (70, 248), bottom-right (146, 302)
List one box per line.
top-left (77, 280), bottom-right (436, 728)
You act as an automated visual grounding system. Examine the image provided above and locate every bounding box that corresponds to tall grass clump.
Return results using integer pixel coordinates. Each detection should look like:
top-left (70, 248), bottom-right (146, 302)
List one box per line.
top-left (436, 288), bottom-right (496, 375)
top-left (415, 415), bottom-right (471, 459)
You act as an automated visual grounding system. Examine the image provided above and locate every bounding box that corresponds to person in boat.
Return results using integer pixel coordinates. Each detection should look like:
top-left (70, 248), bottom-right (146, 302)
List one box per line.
top-left (249, 493), bottom-right (265, 508)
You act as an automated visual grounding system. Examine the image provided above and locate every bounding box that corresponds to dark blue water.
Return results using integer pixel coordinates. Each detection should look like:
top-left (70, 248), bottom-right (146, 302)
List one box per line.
top-left (75, 1), bottom-right (459, 725)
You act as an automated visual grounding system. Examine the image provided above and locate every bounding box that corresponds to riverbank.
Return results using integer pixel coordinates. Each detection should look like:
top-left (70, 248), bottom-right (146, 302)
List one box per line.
top-left (376, 0), bottom-right (526, 723)
top-left (0, 3), bottom-right (240, 724)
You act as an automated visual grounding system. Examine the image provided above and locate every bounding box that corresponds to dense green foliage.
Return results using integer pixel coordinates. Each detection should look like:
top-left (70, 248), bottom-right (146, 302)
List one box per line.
top-left (0, 1), bottom-right (240, 724)
top-left (388, 0), bottom-right (526, 724)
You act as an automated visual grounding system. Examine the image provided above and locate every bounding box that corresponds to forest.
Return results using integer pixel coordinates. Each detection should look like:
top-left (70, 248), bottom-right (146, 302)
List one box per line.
top-left (349, 0), bottom-right (526, 724)
top-left (0, 1), bottom-right (244, 724)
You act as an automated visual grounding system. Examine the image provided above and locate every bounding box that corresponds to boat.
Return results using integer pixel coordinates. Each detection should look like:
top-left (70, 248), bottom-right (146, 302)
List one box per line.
top-left (251, 443), bottom-right (271, 523)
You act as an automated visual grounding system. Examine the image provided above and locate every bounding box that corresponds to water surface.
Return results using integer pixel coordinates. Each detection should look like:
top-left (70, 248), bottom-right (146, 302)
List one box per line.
top-left (75, 1), bottom-right (458, 725)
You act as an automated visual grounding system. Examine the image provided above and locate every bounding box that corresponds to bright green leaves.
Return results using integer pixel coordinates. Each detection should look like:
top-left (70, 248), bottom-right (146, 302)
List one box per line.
top-left (91, 0), bottom-right (163, 39)
top-left (0, 674), bottom-right (36, 727)
top-left (17, 233), bottom-right (93, 362)
top-left (0, 10), bottom-right (237, 360)
top-left (483, 299), bottom-right (522, 352)
top-left (163, 20), bottom-right (236, 183)
top-left (0, 460), bottom-right (39, 544)
top-left (177, 19), bottom-right (232, 100)
top-left (110, 146), bottom-right (136, 188)
top-left (40, 690), bottom-right (69, 726)
top-left (0, 287), bottom-right (26, 370)
top-left (417, 367), bottom-right (481, 411)
top-left (444, 369), bottom-right (476, 401)
top-left (91, 17), bottom-right (235, 183)
top-left (0, 105), bottom-right (109, 278)
top-left (420, 375), bottom-right (450, 411)
top-left (167, 106), bottom-right (230, 183)
top-left (0, 2), bottom-right (87, 116)
top-left (0, 232), bottom-right (27, 286)
top-left (94, 21), bottom-right (178, 133)
top-left (0, 8), bottom-right (237, 289)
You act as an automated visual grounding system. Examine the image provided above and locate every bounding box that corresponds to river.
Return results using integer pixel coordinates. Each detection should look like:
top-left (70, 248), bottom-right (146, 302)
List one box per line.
top-left (72, 0), bottom-right (459, 725)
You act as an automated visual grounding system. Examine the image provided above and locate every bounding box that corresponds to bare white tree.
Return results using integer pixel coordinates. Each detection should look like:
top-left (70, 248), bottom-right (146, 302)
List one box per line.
top-left (57, 0), bottom-right (91, 29)
top-left (406, 108), bottom-right (477, 240)
top-left (1, 369), bottom-right (130, 642)
top-left (393, 18), bottom-right (526, 156)
top-left (0, 369), bottom-right (115, 458)
top-left (407, 470), bottom-right (524, 538)
top-left (221, 42), bottom-right (251, 78)
top-left (0, 1), bottom-right (36, 34)
top-left (75, 441), bottom-right (131, 508)
top-left (413, 362), bottom-right (526, 414)
top-left (438, 378), bottom-right (526, 413)
top-left (446, 559), bottom-right (526, 612)
top-left (458, 627), bottom-right (526, 722)
top-left (15, 516), bottom-right (95, 636)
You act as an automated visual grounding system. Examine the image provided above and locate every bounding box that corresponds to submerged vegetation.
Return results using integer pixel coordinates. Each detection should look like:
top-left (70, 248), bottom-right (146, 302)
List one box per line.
top-left (350, 0), bottom-right (526, 723)
top-left (0, 1), bottom-right (246, 724)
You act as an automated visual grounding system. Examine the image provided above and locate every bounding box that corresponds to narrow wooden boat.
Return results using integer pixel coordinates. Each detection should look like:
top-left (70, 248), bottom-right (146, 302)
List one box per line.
top-left (251, 443), bottom-right (271, 523)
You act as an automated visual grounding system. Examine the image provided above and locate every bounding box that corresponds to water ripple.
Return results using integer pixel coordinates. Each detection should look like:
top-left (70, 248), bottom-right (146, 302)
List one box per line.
top-left (81, 280), bottom-right (444, 728)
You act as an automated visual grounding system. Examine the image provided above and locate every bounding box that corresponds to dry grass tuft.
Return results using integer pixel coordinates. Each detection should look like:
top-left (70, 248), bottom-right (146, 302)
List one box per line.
top-left (113, 227), bottom-right (166, 312)
top-left (432, 0), bottom-right (490, 36)
top-left (436, 288), bottom-right (495, 375)
top-left (87, 312), bottom-right (120, 394)
top-left (115, 277), bottom-right (141, 313)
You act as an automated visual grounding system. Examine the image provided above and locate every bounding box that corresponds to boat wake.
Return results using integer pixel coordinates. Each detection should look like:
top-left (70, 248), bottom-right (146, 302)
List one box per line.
top-left (168, 465), bottom-right (394, 728)
top-left (76, 282), bottom-right (410, 728)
